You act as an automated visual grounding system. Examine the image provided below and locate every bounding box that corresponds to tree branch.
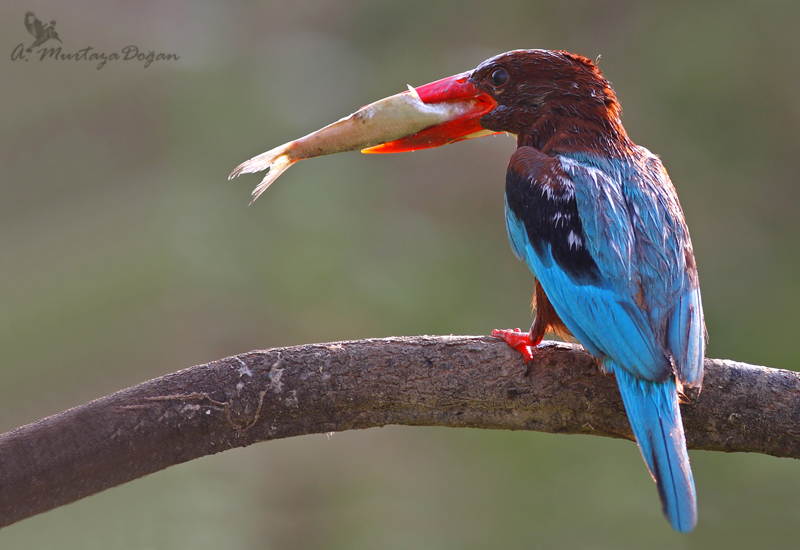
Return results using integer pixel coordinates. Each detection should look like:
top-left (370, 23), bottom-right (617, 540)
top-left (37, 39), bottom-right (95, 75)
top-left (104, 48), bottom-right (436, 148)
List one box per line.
top-left (1, 336), bottom-right (798, 528)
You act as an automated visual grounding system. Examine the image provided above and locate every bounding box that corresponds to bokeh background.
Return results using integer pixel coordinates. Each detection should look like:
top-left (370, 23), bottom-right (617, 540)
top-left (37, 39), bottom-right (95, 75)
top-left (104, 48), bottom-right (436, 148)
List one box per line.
top-left (2, 1), bottom-right (800, 548)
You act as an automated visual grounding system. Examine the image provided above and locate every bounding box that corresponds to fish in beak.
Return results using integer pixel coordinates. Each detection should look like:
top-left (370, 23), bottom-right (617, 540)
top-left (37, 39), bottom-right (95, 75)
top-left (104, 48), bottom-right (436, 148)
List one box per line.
top-left (229, 72), bottom-right (497, 202)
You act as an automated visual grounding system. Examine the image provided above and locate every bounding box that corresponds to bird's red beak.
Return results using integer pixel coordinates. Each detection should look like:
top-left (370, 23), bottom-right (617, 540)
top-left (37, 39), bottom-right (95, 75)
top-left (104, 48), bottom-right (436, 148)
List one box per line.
top-left (362, 72), bottom-right (498, 154)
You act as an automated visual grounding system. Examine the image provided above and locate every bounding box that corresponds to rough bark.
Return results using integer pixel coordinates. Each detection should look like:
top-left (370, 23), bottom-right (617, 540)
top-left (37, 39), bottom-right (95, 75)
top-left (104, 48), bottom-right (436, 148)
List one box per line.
top-left (0, 336), bottom-right (798, 528)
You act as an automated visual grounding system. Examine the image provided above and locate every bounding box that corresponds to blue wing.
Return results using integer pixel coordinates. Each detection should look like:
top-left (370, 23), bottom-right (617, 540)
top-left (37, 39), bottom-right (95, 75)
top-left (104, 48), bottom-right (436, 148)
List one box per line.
top-left (504, 146), bottom-right (704, 386)
top-left (504, 146), bottom-right (704, 532)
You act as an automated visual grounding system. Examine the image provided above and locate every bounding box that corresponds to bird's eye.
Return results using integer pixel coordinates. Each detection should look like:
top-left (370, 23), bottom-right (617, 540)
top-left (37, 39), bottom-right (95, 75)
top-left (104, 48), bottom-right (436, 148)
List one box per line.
top-left (488, 67), bottom-right (509, 88)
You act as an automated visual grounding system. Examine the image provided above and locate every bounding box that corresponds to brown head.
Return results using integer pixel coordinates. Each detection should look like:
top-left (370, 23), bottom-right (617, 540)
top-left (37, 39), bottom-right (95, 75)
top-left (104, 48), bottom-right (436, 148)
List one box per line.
top-left (468, 50), bottom-right (629, 153)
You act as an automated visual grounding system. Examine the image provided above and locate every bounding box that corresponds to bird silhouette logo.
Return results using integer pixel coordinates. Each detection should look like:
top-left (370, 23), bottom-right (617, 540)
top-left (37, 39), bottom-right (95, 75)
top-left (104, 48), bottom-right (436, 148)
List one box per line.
top-left (24, 12), bottom-right (61, 52)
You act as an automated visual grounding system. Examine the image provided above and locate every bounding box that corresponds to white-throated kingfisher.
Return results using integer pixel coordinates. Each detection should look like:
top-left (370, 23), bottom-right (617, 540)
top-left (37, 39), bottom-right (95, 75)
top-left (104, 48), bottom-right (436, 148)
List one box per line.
top-left (231, 49), bottom-right (706, 533)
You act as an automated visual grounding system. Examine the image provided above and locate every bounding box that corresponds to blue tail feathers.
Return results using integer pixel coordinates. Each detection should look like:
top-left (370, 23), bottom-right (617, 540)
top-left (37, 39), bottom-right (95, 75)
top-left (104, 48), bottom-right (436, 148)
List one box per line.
top-left (608, 362), bottom-right (697, 532)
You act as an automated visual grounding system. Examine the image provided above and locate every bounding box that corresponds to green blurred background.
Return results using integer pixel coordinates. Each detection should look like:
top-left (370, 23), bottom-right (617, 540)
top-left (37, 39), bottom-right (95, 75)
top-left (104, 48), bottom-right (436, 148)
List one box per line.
top-left (2, 0), bottom-right (799, 548)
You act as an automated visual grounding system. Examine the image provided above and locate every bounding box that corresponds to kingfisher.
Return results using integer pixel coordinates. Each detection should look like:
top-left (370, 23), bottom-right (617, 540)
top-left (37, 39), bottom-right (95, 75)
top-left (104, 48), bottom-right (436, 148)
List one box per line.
top-left (24, 12), bottom-right (61, 52)
top-left (231, 49), bottom-right (706, 532)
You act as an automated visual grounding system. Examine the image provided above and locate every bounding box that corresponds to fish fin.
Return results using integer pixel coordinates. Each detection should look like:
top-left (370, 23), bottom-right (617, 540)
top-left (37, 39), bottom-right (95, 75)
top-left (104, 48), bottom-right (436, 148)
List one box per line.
top-left (228, 144), bottom-right (296, 203)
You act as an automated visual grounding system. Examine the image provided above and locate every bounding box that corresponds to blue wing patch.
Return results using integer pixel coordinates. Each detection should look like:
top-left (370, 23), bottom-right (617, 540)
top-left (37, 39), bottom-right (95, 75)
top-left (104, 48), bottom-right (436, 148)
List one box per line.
top-left (504, 194), bottom-right (527, 263)
top-left (667, 287), bottom-right (705, 386)
top-left (504, 147), bottom-right (704, 386)
top-left (506, 206), bottom-right (671, 380)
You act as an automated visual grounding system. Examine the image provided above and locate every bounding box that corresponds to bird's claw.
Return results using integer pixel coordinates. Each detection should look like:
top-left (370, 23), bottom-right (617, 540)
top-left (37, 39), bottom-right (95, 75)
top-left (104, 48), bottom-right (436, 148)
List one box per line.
top-left (491, 328), bottom-right (539, 362)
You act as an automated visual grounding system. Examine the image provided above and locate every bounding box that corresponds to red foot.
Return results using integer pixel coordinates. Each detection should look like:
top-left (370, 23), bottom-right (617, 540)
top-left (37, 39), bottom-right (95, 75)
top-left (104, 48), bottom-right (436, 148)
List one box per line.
top-left (491, 328), bottom-right (542, 362)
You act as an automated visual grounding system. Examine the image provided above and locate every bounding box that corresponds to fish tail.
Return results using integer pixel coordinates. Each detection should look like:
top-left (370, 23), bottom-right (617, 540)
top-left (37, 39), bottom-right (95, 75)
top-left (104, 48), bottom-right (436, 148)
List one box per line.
top-left (228, 144), bottom-right (296, 203)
